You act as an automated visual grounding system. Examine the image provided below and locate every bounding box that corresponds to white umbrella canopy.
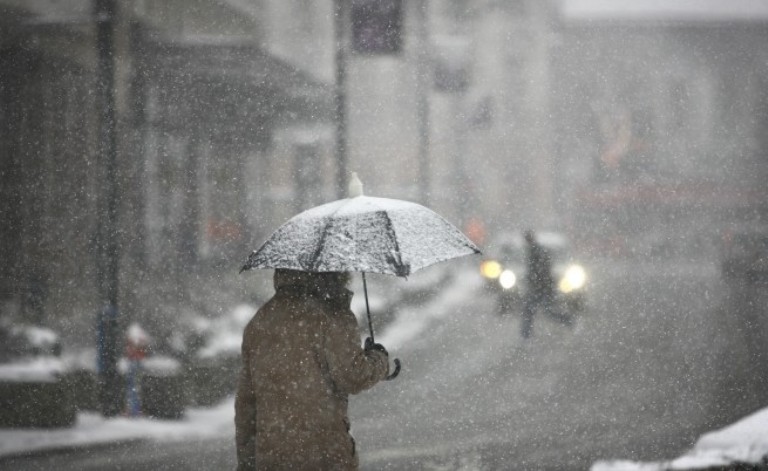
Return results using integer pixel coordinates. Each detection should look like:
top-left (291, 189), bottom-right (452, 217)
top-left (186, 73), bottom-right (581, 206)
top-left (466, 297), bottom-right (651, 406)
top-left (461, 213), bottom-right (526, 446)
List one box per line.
top-left (239, 176), bottom-right (481, 380)
top-left (240, 195), bottom-right (480, 277)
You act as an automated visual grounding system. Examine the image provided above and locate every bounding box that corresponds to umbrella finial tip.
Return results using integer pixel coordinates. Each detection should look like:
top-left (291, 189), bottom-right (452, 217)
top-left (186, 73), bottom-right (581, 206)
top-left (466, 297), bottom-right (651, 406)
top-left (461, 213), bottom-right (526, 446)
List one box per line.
top-left (348, 172), bottom-right (364, 198)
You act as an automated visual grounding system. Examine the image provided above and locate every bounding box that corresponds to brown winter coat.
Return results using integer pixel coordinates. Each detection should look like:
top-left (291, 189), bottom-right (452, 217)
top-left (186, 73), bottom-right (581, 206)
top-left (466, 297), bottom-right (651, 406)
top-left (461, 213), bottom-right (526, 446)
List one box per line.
top-left (235, 270), bottom-right (389, 471)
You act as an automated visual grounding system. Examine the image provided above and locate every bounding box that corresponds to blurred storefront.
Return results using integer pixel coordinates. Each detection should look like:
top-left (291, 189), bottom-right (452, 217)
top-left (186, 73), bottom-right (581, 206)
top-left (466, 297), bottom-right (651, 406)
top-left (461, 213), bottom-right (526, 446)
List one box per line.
top-left (0, 0), bottom-right (333, 337)
top-left (2, 0), bottom-right (768, 341)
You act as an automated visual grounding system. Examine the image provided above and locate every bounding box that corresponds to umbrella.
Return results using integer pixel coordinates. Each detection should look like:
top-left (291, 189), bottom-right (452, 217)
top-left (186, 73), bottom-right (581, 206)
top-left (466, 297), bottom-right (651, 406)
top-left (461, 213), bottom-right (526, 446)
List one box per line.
top-left (240, 174), bottom-right (481, 379)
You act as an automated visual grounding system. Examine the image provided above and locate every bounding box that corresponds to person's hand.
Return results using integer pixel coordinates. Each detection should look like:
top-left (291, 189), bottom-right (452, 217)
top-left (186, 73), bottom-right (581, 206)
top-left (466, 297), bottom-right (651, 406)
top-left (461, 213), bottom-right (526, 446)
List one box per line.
top-left (364, 337), bottom-right (388, 356)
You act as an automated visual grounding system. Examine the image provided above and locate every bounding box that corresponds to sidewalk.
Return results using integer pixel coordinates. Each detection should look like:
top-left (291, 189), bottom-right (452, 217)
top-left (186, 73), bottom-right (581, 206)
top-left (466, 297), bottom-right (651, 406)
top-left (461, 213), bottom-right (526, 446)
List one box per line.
top-left (2, 398), bottom-right (766, 469)
top-left (0, 397), bottom-right (235, 460)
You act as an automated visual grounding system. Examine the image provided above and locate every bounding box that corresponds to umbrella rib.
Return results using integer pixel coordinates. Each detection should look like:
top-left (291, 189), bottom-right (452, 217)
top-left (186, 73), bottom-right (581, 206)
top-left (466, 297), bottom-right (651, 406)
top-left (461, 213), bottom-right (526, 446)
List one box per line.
top-left (308, 217), bottom-right (334, 272)
top-left (307, 200), bottom-right (350, 272)
top-left (381, 210), bottom-right (407, 276)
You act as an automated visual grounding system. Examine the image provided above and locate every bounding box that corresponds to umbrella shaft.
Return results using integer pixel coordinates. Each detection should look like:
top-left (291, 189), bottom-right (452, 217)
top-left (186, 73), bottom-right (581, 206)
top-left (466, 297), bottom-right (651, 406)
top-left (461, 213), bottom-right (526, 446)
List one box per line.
top-left (362, 272), bottom-right (375, 342)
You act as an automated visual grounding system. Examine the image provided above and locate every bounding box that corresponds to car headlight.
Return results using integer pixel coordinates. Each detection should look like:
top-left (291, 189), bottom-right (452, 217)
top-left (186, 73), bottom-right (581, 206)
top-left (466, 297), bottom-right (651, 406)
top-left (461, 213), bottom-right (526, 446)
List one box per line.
top-left (559, 264), bottom-right (586, 293)
top-left (480, 260), bottom-right (502, 279)
top-left (499, 269), bottom-right (517, 289)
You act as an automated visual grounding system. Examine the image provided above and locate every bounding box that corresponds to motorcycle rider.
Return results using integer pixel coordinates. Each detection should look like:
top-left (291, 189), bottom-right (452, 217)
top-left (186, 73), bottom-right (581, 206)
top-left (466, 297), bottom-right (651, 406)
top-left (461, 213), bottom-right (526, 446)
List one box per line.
top-left (521, 230), bottom-right (572, 338)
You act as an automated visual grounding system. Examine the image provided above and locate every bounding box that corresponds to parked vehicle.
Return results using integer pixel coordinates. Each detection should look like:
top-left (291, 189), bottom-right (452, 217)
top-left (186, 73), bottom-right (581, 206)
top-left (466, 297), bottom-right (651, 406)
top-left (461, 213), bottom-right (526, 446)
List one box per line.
top-left (0, 324), bottom-right (76, 428)
top-left (480, 231), bottom-right (588, 316)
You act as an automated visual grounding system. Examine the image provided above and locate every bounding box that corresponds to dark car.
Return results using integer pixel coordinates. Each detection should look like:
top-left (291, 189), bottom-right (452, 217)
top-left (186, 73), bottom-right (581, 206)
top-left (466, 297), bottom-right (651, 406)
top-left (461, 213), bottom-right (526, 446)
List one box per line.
top-left (721, 229), bottom-right (768, 283)
top-left (0, 324), bottom-right (77, 428)
top-left (480, 231), bottom-right (588, 315)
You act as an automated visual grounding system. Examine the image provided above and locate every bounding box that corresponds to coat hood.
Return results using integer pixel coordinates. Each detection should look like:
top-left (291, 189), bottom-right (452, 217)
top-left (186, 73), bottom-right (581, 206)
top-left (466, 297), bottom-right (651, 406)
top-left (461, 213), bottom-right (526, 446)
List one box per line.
top-left (274, 269), bottom-right (351, 302)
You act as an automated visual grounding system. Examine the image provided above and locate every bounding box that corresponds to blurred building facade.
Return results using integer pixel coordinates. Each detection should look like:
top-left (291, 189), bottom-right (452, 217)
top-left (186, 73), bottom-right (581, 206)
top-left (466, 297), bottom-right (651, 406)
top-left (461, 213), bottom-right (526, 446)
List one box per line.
top-left (0, 0), bottom-right (335, 338)
top-left (1, 0), bottom-right (767, 340)
top-left (551, 1), bottom-right (768, 257)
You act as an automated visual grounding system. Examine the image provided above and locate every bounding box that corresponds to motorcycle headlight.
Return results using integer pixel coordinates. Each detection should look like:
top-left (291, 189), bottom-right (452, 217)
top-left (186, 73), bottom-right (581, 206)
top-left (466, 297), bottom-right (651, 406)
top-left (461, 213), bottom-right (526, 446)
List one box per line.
top-left (559, 264), bottom-right (586, 293)
top-left (499, 269), bottom-right (517, 289)
top-left (480, 260), bottom-right (502, 279)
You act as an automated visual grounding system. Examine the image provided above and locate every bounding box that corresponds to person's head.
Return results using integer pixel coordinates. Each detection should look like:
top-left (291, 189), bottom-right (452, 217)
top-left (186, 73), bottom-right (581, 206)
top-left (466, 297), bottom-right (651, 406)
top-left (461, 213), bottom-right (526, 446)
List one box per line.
top-left (524, 230), bottom-right (535, 244)
top-left (274, 269), bottom-right (351, 295)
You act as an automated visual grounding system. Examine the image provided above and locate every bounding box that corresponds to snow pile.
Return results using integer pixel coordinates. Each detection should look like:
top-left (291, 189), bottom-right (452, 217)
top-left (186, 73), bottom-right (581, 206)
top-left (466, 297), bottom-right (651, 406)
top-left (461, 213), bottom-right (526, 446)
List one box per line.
top-left (0, 324), bottom-right (66, 382)
top-left (19, 326), bottom-right (60, 351)
top-left (116, 355), bottom-right (181, 377)
top-left (0, 397), bottom-right (236, 458)
top-left (0, 357), bottom-right (66, 383)
top-left (592, 407), bottom-right (768, 470)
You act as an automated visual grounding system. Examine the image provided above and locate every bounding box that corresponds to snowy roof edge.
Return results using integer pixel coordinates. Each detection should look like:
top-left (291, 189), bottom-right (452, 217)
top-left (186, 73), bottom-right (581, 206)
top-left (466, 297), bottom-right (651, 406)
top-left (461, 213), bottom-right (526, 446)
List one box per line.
top-left (560, 0), bottom-right (768, 23)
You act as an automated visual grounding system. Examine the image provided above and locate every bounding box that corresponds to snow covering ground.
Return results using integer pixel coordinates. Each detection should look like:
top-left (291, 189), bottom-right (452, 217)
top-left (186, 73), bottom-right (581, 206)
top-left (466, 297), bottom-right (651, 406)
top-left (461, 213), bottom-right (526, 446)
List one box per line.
top-left (592, 407), bottom-right (768, 470)
top-left (0, 265), bottom-right (766, 469)
top-left (1, 377), bottom-right (765, 468)
top-left (0, 398), bottom-right (236, 459)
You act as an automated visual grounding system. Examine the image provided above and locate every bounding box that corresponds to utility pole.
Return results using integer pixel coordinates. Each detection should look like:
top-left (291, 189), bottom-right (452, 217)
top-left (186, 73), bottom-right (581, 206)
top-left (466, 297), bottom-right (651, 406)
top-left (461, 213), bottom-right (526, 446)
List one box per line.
top-left (94, 0), bottom-right (122, 418)
top-left (334, 0), bottom-right (348, 199)
top-left (416, 0), bottom-right (431, 206)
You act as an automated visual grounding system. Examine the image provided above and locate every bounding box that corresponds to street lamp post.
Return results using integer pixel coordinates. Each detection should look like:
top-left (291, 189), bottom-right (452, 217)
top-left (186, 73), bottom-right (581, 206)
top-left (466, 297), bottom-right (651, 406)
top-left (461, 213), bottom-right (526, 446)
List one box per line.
top-left (416, 0), bottom-right (431, 206)
top-left (94, 0), bottom-right (122, 418)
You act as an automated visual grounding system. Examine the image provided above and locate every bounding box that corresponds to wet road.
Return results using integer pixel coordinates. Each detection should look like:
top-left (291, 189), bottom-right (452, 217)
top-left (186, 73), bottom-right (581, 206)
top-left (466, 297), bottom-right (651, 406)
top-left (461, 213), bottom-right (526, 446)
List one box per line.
top-left (352, 259), bottom-right (767, 470)
top-left (5, 258), bottom-right (766, 470)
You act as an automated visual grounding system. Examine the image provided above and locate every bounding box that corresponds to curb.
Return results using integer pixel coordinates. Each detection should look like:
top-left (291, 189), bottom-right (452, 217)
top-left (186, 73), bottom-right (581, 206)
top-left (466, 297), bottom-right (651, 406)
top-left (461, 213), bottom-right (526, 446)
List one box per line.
top-left (0, 436), bottom-right (148, 463)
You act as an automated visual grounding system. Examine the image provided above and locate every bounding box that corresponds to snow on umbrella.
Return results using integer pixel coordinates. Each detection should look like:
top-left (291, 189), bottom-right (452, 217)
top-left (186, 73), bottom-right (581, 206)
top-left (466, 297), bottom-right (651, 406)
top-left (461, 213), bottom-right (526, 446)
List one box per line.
top-left (240, 199), bottom-right (479, 277)
top-left (240, 173), bottom-right (481, 379)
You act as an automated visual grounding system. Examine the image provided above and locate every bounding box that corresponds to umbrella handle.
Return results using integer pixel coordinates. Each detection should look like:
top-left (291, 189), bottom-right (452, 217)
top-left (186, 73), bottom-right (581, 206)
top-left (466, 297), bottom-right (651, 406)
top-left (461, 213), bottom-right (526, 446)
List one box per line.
top-left (385, 358), bottom-right (401, 380)
top-left (361, 272), bottom-right (400, 380)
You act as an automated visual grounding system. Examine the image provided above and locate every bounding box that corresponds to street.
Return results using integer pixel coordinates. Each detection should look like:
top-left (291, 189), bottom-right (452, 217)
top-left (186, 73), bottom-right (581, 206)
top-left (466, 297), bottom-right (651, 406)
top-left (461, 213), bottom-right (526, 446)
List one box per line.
top-left (354, 259), bottom-right (767, 470)
top-left (3, 258), bottom-right (766, 471)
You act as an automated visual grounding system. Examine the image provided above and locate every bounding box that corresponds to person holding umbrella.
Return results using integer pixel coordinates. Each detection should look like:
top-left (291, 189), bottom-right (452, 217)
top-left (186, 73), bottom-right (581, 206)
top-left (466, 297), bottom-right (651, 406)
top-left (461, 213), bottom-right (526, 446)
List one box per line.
top-left (236, 173), bottom-right (480, 469)
top-left (235, 269), bottom-right (390, 471)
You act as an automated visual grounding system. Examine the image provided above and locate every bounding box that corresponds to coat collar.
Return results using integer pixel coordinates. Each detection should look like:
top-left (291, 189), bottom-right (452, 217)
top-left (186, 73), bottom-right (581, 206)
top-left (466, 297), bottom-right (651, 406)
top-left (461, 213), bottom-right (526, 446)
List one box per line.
top-left (274, 269), bottom-right (352, 308)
